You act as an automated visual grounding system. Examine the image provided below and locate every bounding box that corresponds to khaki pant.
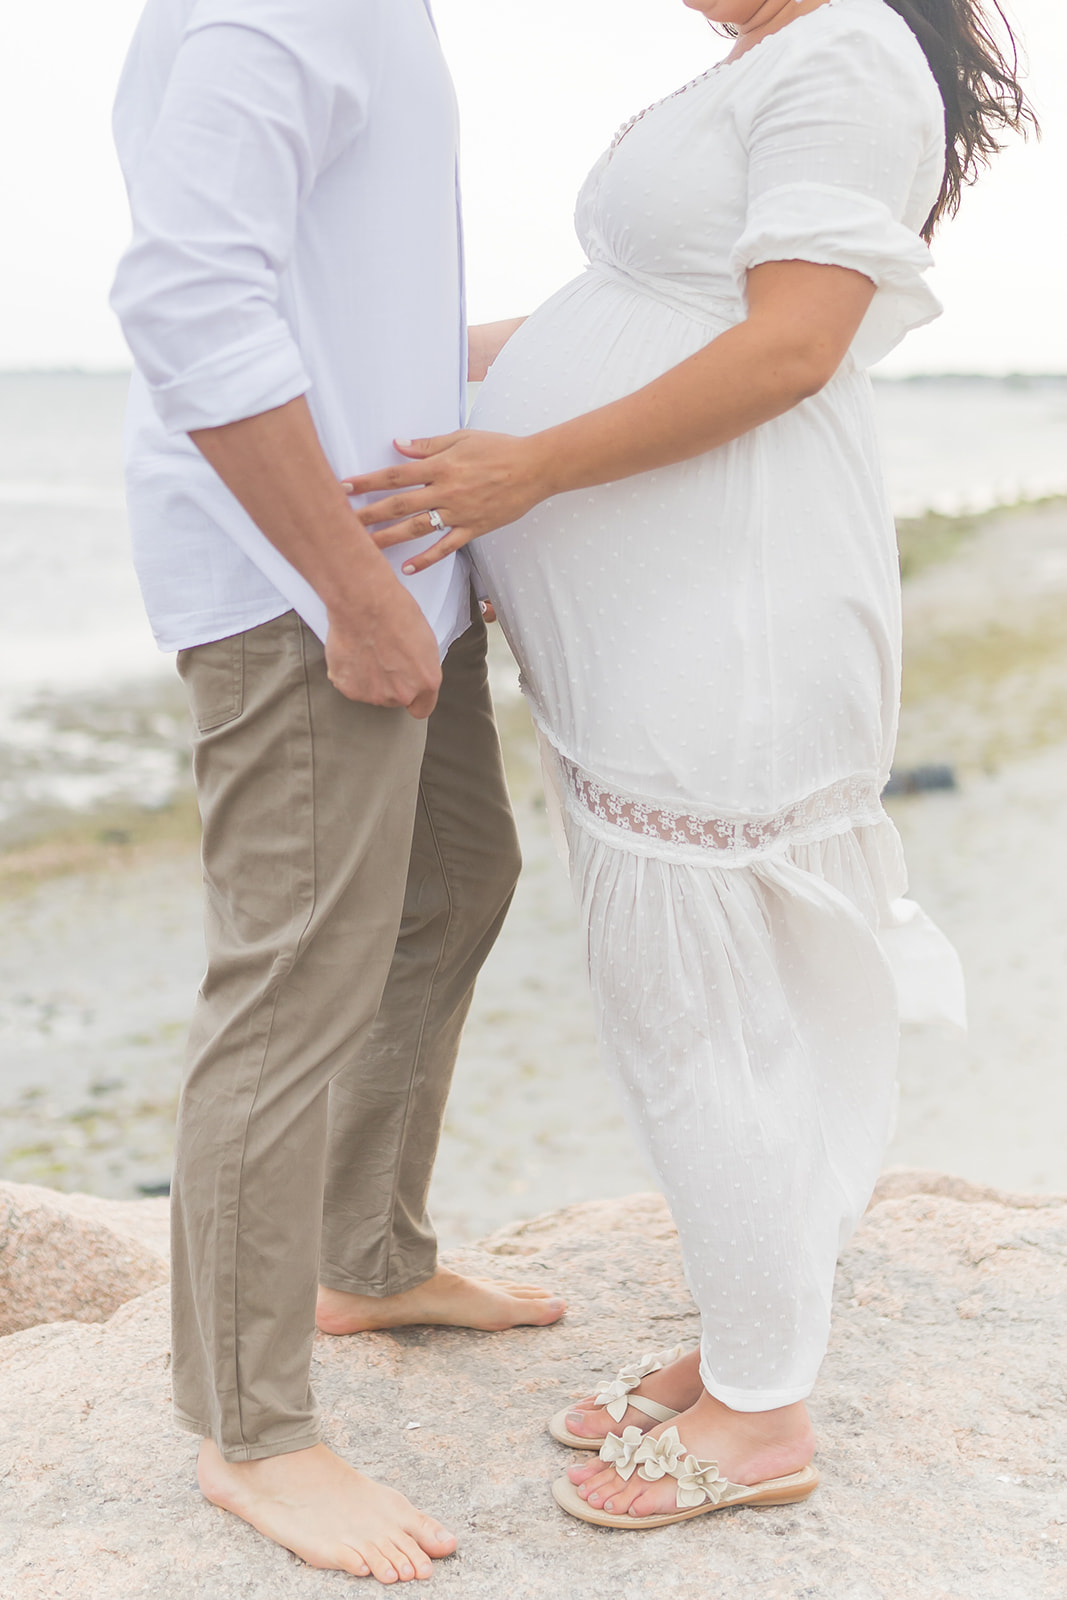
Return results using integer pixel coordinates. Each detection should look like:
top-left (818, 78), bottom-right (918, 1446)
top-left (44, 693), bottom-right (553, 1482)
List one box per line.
top-left (171, 604), bottom-right (520, 1462)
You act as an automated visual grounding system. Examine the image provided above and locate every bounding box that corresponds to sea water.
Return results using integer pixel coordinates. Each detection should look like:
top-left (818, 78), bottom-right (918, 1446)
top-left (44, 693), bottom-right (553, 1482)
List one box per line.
top-left (1, 370), bottom-right (1065, 838)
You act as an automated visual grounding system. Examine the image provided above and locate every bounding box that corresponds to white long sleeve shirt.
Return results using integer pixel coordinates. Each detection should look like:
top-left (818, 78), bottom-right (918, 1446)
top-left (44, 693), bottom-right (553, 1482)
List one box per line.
top-left (111, 0), bottom-right (470, 655)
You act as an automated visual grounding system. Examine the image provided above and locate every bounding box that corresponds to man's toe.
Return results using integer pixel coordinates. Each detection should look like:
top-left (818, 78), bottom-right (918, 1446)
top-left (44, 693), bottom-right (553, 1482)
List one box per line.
top-left (378, 1539), bottom-right (418, 1581)
top-left (362, 1543), bottom-right (400, 1584)
top-left (412, 1514), bottom-right (456, 1556)
top-left (393, 1531), bottom-right (433, 1578)
top-left (341, 1546), bottom-right (373, 1578)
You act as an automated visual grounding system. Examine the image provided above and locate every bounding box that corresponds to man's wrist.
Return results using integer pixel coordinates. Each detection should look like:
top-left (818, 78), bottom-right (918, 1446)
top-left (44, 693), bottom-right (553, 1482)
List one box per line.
top-left (318, 514), bottom-right (395, 619)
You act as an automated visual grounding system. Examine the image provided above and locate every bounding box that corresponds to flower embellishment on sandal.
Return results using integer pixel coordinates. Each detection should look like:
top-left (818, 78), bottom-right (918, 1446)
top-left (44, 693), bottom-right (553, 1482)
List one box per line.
top-left (631, 1425), bottom-right (687, 1483)
top-left (597, 1426), bottom-right (646, 1481)
top-left (674, 1455), bottom-right (731, 1509)
top-left (593, 1344), bottom-right (684, 1423)
top-left (597, 1425), bottom-right (732, 1511)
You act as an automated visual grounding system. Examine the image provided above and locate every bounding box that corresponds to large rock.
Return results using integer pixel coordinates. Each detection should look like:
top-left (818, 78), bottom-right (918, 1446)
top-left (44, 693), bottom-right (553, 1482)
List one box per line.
top-left (2, 1178), bottom-right (1067, 1598)
top-left (0, 1181), bottom-right (169, 1337)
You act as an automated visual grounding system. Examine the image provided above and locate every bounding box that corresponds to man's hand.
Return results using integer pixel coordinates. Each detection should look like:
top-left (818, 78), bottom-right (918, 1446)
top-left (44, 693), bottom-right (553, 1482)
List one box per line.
top-left (325, 562), bottom-right (441, 718)
top-left (190, 397), bottom-right (443, 718)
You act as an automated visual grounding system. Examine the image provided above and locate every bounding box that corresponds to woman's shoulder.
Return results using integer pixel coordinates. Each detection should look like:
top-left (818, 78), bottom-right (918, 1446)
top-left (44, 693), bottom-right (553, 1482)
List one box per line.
top-left (750, 0), bottom-right (944, 126)
top-left (782, 0), bottom-right (939, 85)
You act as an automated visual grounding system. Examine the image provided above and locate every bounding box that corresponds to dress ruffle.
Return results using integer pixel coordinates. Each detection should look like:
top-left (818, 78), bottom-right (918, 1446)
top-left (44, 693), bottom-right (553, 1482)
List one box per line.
top-left (540, 733), bottom-right (965, 1035)
top-left (731, 181), bottom-right (942, 368)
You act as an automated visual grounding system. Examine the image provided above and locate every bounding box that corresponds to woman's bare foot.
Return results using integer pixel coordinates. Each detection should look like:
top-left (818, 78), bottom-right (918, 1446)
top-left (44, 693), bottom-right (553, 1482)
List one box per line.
top-left (198, 1440), bottom-right (457, 1584)
top-left (562, 1346), bottom-right (704, 1442)
top-left (316, 1267), bottom-right (565, 1335)
top-left (566, 1390), bottom-right (815, 1519)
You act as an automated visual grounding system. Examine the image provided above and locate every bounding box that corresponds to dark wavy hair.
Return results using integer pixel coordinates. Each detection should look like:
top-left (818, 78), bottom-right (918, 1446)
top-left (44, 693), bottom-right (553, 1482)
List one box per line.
top-left (715, 0), bottom-right (1039, 240)
top-left (882, 0), bottom-right (1039, 238)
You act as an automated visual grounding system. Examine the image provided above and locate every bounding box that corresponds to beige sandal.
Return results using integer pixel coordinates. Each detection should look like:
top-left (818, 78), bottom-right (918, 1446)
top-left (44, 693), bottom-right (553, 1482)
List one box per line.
top-left (548, 1344), bottom-right (686, 1450)
top-left (552, 1424), bottom-right (819, 1528)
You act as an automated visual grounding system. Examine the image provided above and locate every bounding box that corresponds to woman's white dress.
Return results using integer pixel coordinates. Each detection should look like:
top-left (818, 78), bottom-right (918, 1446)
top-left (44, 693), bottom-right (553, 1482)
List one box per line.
top-left (471, 0), bottom-right (964, 1408)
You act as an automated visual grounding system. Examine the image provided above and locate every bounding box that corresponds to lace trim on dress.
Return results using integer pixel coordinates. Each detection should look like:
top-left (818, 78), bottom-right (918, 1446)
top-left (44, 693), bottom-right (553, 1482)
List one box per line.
top-left (560, 757), bottom-right (887, 868)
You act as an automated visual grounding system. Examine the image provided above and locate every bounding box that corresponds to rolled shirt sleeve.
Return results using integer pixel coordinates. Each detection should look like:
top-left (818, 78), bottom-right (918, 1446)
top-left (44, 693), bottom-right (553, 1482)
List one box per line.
top-left (730, 18), bottom-right (946, 367)
top-left (111, 5), bottom-right (370, 433)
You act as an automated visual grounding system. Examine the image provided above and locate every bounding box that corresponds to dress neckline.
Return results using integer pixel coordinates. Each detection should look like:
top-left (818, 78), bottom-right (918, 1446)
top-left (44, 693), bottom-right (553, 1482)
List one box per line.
top-left (608, 0), bottom-right (851, 155)
top-left (716, 0), bottom-right (849, 75)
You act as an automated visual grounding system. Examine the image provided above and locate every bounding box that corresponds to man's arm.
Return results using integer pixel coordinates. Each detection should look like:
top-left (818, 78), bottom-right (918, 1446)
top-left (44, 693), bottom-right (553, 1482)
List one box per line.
top-left (191, 397), bottom-right (441, 716)
top-left (112, 18), bottom-right (439, 713)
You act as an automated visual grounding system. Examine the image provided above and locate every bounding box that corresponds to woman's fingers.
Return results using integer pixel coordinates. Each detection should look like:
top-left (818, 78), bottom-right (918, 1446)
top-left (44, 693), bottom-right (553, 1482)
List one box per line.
top-left (364, 508), bottom-right (471, 569)
top-left (371, 511), bottom-right (452, 550)
top-left (399, 528), bottom-right (471, 574)
top-left (342, 462), bottom-right (428, 497)
top-left (341, 432), bottom-right (465, 497)
top-left (394, 432), bottom-right (464, 458)
top-left (360, 491), bottom-right (439, 528)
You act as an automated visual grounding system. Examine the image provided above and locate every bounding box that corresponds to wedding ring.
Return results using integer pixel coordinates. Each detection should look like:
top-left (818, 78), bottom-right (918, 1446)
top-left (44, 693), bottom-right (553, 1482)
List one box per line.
top-left (427, 509), bottom-right (446, 533)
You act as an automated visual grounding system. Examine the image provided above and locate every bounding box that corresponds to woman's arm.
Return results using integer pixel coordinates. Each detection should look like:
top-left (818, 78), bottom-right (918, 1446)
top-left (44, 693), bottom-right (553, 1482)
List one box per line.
top-left (347, 260), bottom-right (875, 574)
top-left (468, 317), bottom-right (527, 382)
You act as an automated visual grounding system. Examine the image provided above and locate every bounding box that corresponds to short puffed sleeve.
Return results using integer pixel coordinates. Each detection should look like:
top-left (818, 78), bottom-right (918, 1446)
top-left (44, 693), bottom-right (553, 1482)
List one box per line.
top-left (730, 9), bottom-right (947, 366)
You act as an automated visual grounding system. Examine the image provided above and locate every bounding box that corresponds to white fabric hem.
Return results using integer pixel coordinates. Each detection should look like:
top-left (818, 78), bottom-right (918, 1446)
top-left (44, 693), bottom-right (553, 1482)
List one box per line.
top-left (698, 1359), bottom-right (814, 1414)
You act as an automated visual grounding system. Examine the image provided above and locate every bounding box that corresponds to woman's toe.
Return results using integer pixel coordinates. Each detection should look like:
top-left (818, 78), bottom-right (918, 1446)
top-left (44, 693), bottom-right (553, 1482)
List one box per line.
top-left (603, 1478), bottom-right (643, 1515)
top-left (564, 1407), bottom-right (603, 1439)
top-left (628, 1483), bottom-right (673, 1518)
top-left (584, 1470), bottom-right (623, 1508)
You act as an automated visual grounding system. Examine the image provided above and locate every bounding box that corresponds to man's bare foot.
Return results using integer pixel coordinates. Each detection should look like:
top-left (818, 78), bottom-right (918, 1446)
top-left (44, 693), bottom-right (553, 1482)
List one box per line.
top-left (316, 1267), bottom-right (565, 1335)
top-left (562, 1346), bottom-right (704, 1442)
top-left (566, 1390), bottom-right (815, 1519)
top-left (198, 1440), bottom-right (457, 1584)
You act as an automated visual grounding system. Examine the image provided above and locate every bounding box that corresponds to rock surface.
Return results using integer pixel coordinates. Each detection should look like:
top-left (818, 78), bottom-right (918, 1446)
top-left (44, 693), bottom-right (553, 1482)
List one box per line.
top-left (0, 1180), bottom-right (169, 1337)
top-left (3, 1173), bottom-right (1067, 1598)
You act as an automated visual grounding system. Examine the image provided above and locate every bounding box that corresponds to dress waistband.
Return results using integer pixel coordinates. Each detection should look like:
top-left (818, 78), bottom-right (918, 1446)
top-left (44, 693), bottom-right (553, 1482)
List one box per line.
top-left (588, 260), bottom-right (741, 331)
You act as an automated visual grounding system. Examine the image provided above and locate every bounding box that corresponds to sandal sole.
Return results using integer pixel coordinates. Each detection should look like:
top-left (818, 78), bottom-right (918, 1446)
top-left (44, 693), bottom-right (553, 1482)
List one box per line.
top-left (552, 1464), bottom-right (820, 1528)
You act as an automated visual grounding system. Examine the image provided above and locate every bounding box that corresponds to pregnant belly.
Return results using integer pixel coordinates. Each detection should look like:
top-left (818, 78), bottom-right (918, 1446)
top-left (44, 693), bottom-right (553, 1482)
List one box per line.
top-left (470, 266), bottom-right (727, 438)
top-left (470, 268), bottom-right (898, 811)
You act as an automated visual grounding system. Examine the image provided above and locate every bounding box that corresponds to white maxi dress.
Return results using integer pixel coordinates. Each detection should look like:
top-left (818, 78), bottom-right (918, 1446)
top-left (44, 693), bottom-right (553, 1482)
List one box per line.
top-left (471, 0), bottom-right (965, 1411)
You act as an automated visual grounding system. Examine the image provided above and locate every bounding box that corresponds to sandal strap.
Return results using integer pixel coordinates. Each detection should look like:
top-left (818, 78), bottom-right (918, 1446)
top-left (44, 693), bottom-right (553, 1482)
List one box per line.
top-left (626, 1394), bottom-right (680, 1425)
top-left (593, 1343), bottom-right (685, 1423)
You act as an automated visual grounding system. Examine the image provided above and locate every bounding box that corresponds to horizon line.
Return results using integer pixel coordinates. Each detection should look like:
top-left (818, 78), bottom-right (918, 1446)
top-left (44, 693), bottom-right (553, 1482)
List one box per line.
top-left (3, 366), bottom-right (1067, 384)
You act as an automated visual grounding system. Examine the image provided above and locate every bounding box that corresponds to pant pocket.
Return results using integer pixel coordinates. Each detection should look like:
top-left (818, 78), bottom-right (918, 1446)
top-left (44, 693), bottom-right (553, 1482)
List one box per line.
top-left (177, 633), bottom-right (245, 732)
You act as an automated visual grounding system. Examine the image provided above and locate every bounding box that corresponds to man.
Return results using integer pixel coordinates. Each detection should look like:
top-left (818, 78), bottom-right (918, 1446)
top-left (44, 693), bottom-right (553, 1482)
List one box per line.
top-left (110, 0), bottom-right (563, 1582)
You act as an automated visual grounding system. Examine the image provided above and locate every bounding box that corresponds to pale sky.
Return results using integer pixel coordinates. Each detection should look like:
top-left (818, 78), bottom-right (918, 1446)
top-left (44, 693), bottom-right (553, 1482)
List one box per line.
top-left (0, 0), bottom-right (1062, 374)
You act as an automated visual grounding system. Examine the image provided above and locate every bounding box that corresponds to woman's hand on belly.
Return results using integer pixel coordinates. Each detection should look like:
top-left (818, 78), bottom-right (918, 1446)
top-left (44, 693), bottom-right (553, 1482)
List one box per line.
top-left (343, 429), bottom-right (557, 574)
top-left (345, 259), bottom-right (877, 574)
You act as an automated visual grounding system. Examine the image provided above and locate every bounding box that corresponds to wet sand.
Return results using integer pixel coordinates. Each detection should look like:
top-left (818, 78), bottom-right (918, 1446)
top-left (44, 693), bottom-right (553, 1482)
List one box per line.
top-left (3, 498), bottom-right (1067, 1239)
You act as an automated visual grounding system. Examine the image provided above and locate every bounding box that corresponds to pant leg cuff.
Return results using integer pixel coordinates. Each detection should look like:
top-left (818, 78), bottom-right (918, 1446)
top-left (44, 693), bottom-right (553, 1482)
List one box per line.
top-left (318, 1257), bottom-right (438, 1299)
top-left (698, 1356), bottom-right (814, 1413)
top-left (173, 1406), bottom-right (322, 1463)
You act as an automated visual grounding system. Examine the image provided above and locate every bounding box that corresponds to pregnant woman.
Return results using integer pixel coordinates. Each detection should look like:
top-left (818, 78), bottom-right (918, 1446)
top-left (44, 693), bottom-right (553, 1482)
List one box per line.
top-left (350, 0), bottom-right (1033, 1529)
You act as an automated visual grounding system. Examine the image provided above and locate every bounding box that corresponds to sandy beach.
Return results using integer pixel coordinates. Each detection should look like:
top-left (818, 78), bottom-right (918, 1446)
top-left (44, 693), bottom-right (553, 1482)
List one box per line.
top-left (2, 491), bottom-right (1067, 1240)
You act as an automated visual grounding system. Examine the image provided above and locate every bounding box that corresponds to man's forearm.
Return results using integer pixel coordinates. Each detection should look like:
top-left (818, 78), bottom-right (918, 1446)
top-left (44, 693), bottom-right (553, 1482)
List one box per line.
top-left (190, 394), bottom-right (443, 716)
top-left (189, 395), bottom-right (390, 610)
